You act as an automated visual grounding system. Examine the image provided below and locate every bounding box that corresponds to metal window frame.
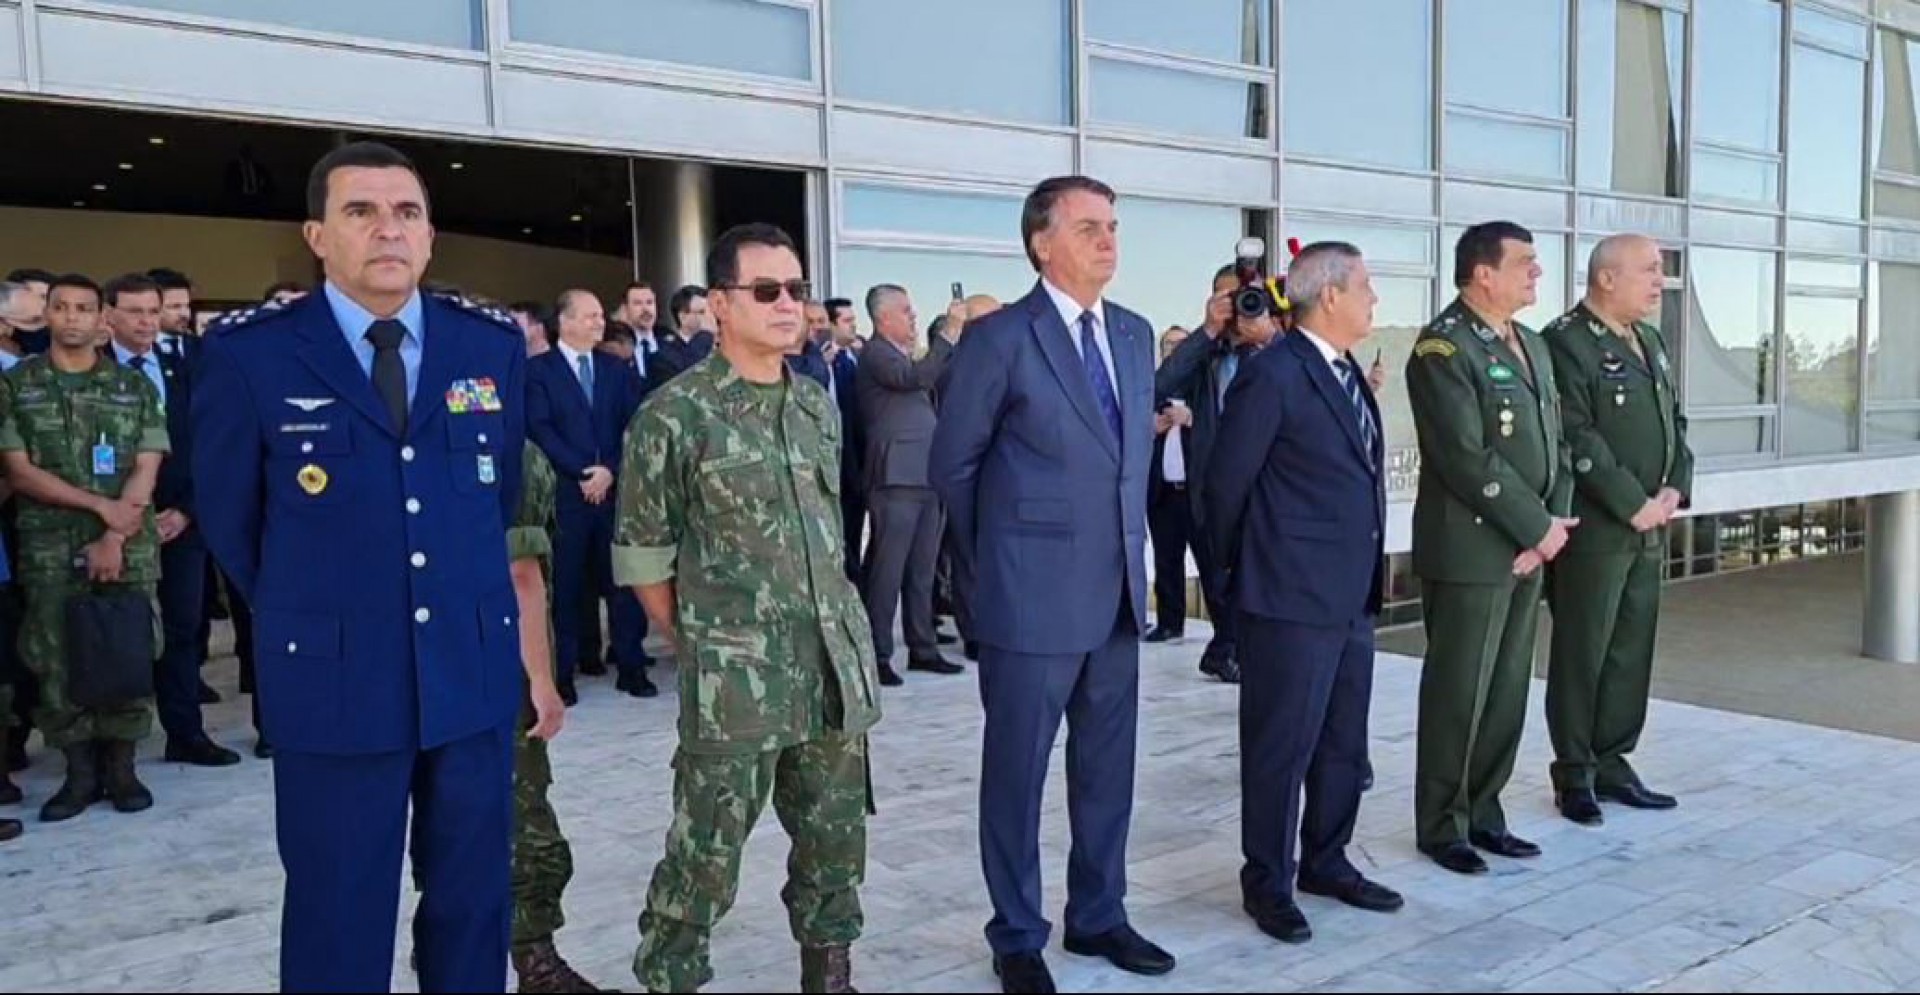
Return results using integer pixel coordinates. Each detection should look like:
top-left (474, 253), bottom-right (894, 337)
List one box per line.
top-left (40, 0), bottom-right (490, 61)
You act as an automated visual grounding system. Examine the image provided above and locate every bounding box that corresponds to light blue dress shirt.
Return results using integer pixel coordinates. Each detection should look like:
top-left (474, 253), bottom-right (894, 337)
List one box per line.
top-left (324, 281), bottom-right (425, 403)
top-left (112, 340), bottom-right (167, 409)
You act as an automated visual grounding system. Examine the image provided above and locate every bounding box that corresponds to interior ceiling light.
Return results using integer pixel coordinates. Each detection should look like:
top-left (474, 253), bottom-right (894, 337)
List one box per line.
top-left (118, 162), bottom-right (133, 171)
top-left (92, 183), bottom-right (107, 191)
top-left (450, 162), bottom-right (464, 170)
top-left (148, 136), bottom-right (165, 146)
top-left (569, 214), bottom-right (583, 222)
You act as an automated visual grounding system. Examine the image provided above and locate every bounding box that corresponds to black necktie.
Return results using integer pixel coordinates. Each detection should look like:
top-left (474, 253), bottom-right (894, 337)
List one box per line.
top-left (366, 319), bottom-right (408, 435)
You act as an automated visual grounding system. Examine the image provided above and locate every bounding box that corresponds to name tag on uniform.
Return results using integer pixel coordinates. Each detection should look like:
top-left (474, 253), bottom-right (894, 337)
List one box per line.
top-left (1602, 354), bottom-right (1628, 380)
top-left (447, 377), bottom-right (503, 414)
top-left (92, 437), bottom-right (115, 476)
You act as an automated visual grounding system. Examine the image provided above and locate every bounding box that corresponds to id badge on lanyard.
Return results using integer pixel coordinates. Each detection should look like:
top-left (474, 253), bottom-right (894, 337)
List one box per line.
top-left (92, 432), bottom-right (115, 477)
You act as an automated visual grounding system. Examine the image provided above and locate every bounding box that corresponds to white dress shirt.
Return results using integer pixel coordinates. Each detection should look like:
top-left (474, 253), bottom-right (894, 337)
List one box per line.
top-left (1042, 278), bottom-right (1119, 391)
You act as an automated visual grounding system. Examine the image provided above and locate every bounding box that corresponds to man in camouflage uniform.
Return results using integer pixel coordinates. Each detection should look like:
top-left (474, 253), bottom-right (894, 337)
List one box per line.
top-left (1406, 223), bottom-right (1575, 875)
top-left (1541, 234), bottom-right (1691, 825)
top-left (614, 223), bottom-right (881, 995)
top-left (0, 273), bottom-right (167, 823)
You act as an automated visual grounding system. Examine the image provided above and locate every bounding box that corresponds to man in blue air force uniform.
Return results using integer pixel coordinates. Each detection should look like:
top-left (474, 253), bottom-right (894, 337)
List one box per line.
top-left (191, 141), bottom-right (528, 993)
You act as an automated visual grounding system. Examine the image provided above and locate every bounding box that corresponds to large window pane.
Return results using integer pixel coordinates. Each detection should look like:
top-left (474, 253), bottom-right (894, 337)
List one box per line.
top-left (1782, 295), bottom-right (1860, 456)
top-left (1693, 149), bottom-right (1781, 205)
top-left (1283, 218), bottom-right (1433, 268)
top-left (1443, 226), bottom-right (1565, 327)
top-left (1087, 0), bottom-right (1270, 66)
top-left (1371, 276), bottom-right (1435, 498)
top-left (1795, 6), bottom-right (1869, 55)
top-left (1282, 0), bottom-right (1430, 169)
top-left (1870, 262), bottom-right (1920, 401)
top-left (1089, 58), bottom-right (1269, 141)
top-left (1103, 199), bottom-right (1247, 335)
top-left (510, 0), bottom-right (809, 78)
top-left (1576, 0), bottom-right (1684, 197)
top-left (1691, 416), bottom-right (1779, 457)
top-left (1687, 248), bottom-right (1779, 406)
top-left (1873, 30), bottom-right (1920, 219)
top-left (1788, 44), bottom-right (1866, 219)
top-left (841, 184), bottom-right (1022, 243)
top-left (833, 249), bottom-right (1036, 334)
top-left (1866, 410), bottom-right (1920, 447)
top-left (107, 0), bottom-right (480, 47)
top-left (1695, 0), bottom-right (1782, 153)
top-left (833, 0), bottom-right (1069, 124)
top-left (1444, 113), bottom-right (1568, 182)
top-left (1445, 0), bottom-right (1567, 118)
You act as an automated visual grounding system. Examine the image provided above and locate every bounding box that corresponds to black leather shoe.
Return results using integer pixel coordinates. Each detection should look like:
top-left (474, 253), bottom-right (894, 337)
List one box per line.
top-left (1297, 875), bottom-right (1404, 913)
top-left (1469, 829), bottom-right (1542, 858)
top-left (1062, 923), bottom-right (1175, 976)
top-left (558, 681), bottom-right (579, 706)
top-left (877, 663), bottom-right (903, 687)
top-left (907, 654), bottom-right (964, 675)
top-left (964, 640), bottom-right (980, 661)
top-left (253, 738), bottom-right (274, 760)
top-left (1597, 781), bottom-right (1677, 810)
top-left (617, 670), bottom-right (660, 698)
top-left (1199, 654), bottom-right (1241, 684)
top-left (198, 680), bottom-right (220, 704)
top-left (1243, 895), bottom-right (1312, 943)
top-left (1422, 841), bottom-right (1488, 875)
top-left (991, 951), bottom-right (1056, 994)
top-left (1557, 788), bottom-right (1604, 825)
top-left (1143, 626), bottom-right (1182, 643)
top-left (165, 737), bottom-right (242, 767)
top-left (937, 631), bottom-right (959, 645)
top-left (578, 658), bottom-right (608, 677)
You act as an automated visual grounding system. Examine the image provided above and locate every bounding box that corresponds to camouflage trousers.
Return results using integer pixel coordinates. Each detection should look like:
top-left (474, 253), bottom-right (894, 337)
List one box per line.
top-left (19, 572), bottom-right (153, 748)
top-left (512, 700), bottom-right (573, 949)
top-left (632, 730), bottom-right (871, 993)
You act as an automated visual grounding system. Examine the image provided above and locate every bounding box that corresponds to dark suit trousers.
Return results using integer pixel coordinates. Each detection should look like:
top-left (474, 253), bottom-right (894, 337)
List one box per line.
top-left (1237, 612), bottom-right (1374, 904)
top-left (155, 534), bottom-right (209, 744)
top-left (274, 724), bottom-right (514, 992)
top-left (840, 482), bottom-right (867, 588)
top-left (1191, 522), bottom-right (1236, 659)
top-left (554, 496), bottom-right (648, 682)
top-left (977, 614), bottom-right (1139, 955)
top-left (1147, 484), bottom-right (1192, 632)
top-left (862, 486), bottom-right (942, 662)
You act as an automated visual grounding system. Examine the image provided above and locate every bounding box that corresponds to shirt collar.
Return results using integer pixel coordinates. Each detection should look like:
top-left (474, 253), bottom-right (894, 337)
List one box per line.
top-left (1293, 326), bottom-right (1345, 368)
top-left (557, 340), bottom-right (593, 368)
top-left (324, 281), bottom-right (424, 348)
top-left (111, 339), bottom-right (156, 366)
top-left (1041, 277), bottom-right (1105, 334)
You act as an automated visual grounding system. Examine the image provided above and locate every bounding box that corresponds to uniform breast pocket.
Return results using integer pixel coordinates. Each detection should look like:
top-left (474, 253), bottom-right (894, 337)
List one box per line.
top-left (697, 449), bottom-right (780, 520)
top-left (446, 413), bottom-right (505, 494)
top-left (267, 422), bottom-right (353, 506)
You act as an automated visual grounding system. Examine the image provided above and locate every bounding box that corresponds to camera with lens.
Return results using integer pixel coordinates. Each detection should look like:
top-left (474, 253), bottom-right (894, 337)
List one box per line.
top-left (1231, 236), bottom-right (1289, 319)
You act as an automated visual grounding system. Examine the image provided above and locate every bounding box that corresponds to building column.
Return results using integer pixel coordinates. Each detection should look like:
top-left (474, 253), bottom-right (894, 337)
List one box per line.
top-left (1864, 490), bottom-right (1920, 664)
top-left (634, 160), bottom-right (716, 294)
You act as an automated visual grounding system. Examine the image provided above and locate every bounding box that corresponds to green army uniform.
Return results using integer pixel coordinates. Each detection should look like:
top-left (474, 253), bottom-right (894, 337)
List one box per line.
top-left (0, 354), bottom-right (167, 819)
top-left (1541, 304), bottom-right (1692, 800)
top-left (613, 351), bottom-right (881, 995)
top-left (1406, 297), bottom-right (1572, 854)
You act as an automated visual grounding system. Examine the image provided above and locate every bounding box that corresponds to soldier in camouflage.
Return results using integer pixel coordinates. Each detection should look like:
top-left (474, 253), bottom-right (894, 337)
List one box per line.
top-left (0, 273), bottom-right (168, 823)
top-left (613, 223), bottom-right (881, 995)
top-left (507, 439), bottom-right (619, 993)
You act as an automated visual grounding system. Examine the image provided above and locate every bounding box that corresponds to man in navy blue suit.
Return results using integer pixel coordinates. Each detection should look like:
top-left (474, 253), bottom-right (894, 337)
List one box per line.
top-left (1205, 242), bottom-right (1404, 947)
top-left (931, 176), bottom-right (1174, 994)
top-left (191, 141), bottom-right (527, 993)
top-left (526, 288), bottom-right (651, 702)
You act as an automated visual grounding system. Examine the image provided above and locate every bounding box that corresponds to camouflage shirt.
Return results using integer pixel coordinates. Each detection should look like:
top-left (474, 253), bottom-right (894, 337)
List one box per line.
top-left (612, 351), bottom-right (881, 756)
top-left (509, 442), bottom-right (557, 566)
top-left (0, 354), bottom-right (169, 581)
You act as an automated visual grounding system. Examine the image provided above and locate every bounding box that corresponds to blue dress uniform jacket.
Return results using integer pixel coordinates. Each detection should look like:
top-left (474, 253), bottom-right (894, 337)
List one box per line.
top-left (192, 290), bottom-right (526, 756)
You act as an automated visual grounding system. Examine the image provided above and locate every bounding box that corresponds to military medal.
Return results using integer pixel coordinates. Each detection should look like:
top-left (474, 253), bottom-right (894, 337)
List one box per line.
top-left (1615, 390), bottom-right (1627, 406)
top-left (1499, 409), bottom-right (1515, 437)
top-left (478, 453), bottom-right (496, 485)
top-left (297, 464), bottom-right (329, 495)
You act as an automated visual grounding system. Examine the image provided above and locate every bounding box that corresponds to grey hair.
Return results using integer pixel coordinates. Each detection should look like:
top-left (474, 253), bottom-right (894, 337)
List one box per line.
top-left (863, 283), bottom-right (908, 323)
top-left (1286, 241), bottom-right (1364, 317)
top-left (1586, 233), bottom-right (1658, 286)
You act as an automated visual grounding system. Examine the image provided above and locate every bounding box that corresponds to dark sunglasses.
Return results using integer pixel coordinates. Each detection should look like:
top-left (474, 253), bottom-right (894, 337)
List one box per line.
top-left (717, 279), bottom-right (811, 304)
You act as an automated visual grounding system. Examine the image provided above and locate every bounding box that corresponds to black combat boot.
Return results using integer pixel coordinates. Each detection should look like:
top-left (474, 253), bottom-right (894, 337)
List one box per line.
top-left (512, 939), bottom-right (620, 993)
top-left (40, 743), bottom-right (100, 821)
top-left (99, 739), bottom-right (153, 813)
top-left (0, 732), bottom-right (21, 805)
top-left (800, 945), bottom-right (858, 994)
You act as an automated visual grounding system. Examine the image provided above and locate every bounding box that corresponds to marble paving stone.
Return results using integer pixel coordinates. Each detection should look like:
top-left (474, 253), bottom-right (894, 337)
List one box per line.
top-left (8, 631), bottom-right (1920, 992)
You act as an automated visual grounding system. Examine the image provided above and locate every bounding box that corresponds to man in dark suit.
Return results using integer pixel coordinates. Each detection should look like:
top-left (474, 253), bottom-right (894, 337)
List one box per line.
top-left (103, 273), bottom-right (240, 767)
top-left (1146, 327), bottom-right (1194, 642)
top-left (1153, 267), bottom-right (1258, 683)
top-left (1206, 242), bottom-right (1404, 946)
top-left (798, 299), bottom-right (865, 584)
top-left (931, 175), bottom-right (1174, 994)
top-left (192, 141), bottom-right (528, 992)
top-left (527, 289), bottom-right (652, 701)
top-left (857, 284), bottom-right (963, 685)
top-left (647, 284), bottom-right (715, 388)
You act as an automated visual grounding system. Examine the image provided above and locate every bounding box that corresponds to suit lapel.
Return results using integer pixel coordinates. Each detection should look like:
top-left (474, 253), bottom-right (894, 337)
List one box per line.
top-left (1028, 289), bottom-right (1119, 463)
top-left (1292, 334), bottom-right (1373, 473)
top-left (295, 299), bottom-right (401, 439)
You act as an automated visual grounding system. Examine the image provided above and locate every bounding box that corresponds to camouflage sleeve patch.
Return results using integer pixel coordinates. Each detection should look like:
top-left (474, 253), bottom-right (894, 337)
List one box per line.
top-left (506, 525), bottom-right (551, 563)
top-left (1414, 339), bottom-right (1457, 359)
top-left (612, 401), bottom-right (685, 588)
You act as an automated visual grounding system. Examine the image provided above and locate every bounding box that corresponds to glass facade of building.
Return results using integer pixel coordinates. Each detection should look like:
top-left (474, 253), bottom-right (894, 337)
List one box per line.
top-left (7, 0), bottom-right (1919, 556)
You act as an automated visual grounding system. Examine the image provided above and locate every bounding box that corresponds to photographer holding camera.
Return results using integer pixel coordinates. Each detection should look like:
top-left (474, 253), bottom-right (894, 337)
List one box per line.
top-left (1152, 240), bottom-right (1285, 684)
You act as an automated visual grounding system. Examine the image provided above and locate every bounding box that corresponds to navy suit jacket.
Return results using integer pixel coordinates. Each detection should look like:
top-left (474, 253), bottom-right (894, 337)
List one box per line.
top-left (146, 347), bottom-right (196, 526)
top-left (829, 349), bottom-right (863, 492)
top-left (930, 282), bottom-right (1154, 655)
top-left (527, 347), bottom-right (643, 496)
top-left (1204, 331), bottom-right (1386, 625)
top-left (190, 290), bottom-right (527, 756)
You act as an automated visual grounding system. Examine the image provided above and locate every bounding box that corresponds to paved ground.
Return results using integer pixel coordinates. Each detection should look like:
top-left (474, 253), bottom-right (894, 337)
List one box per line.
top-left (6, 608), bottom-right (1920, 993)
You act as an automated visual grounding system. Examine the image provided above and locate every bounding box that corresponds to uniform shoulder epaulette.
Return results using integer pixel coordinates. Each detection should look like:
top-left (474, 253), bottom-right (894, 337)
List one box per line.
top-left (442, 294), bottom-right (519, 334)
top-left (205, 297), bottom-right (294, 338)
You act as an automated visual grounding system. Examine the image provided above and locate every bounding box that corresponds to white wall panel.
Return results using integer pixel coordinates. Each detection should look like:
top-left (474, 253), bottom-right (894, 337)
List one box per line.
top-left (499, 68), bottom-right (822, 164)
top-left (831, 108), bottom-right (1072, 186)
top-left (1084, 138), bottom-right (1274, 204)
